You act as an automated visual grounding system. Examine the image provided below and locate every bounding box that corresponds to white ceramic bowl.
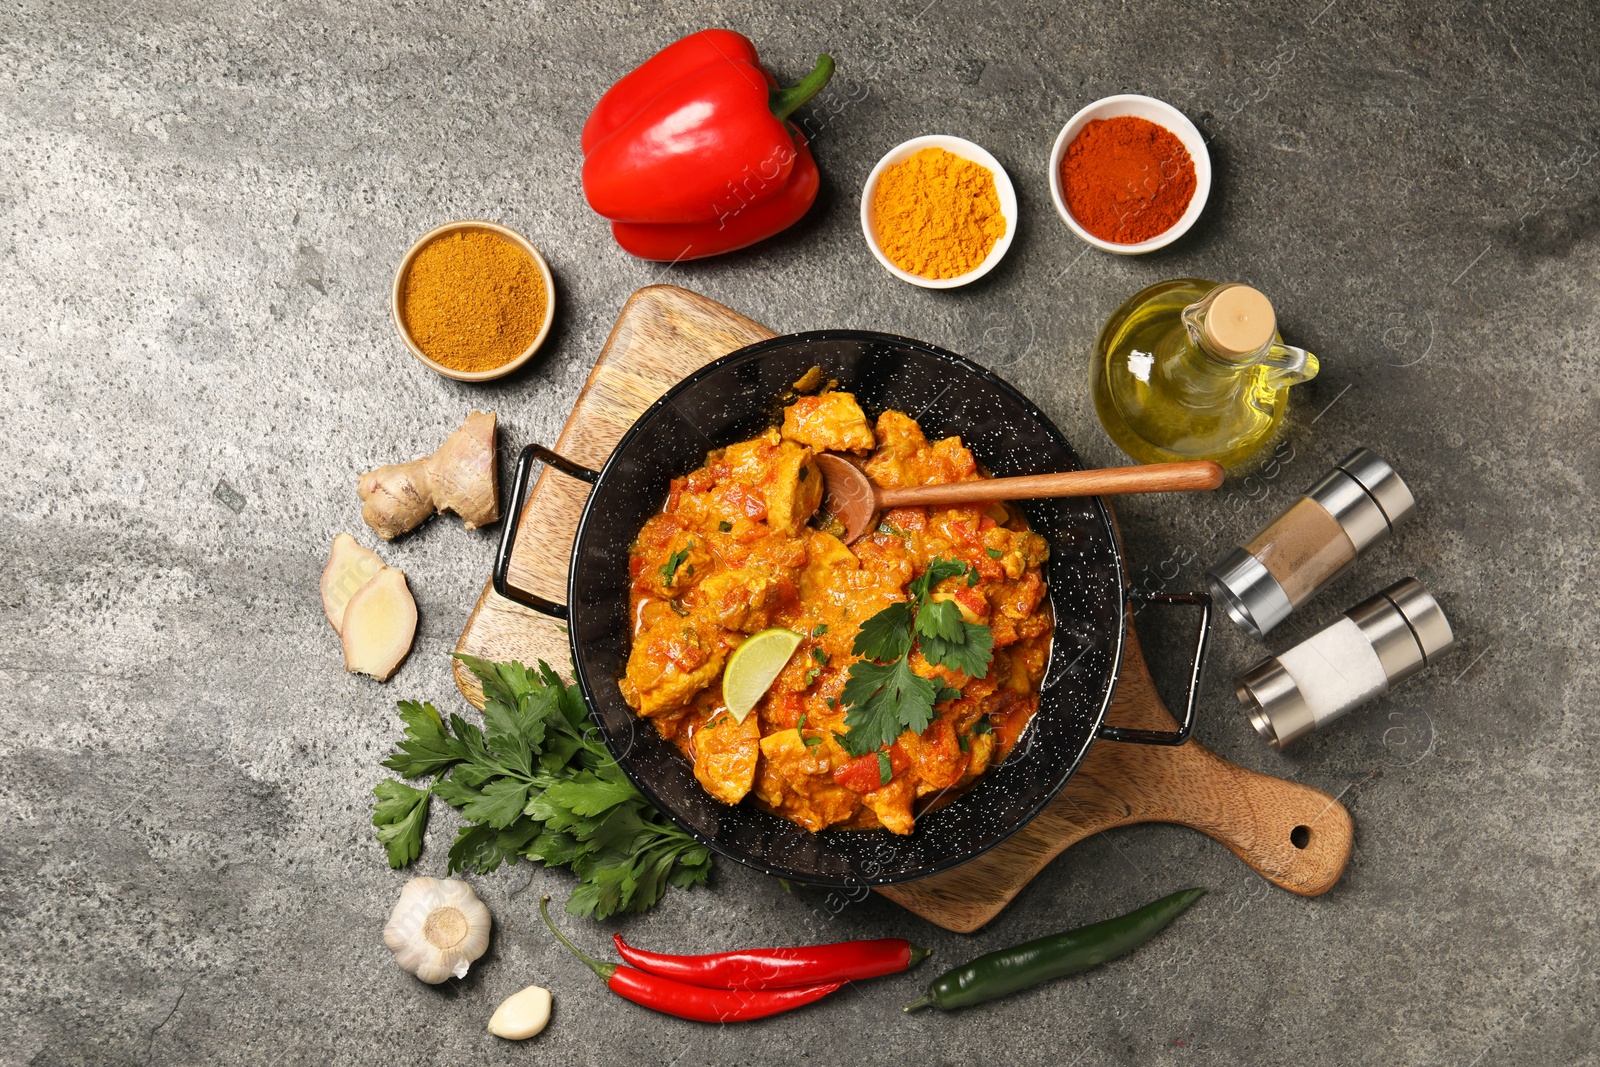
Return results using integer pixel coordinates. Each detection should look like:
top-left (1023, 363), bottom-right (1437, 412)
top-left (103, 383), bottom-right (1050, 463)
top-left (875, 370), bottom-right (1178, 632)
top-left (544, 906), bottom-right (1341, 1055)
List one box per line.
top-left (1048, 95), bottom-right (1211, 255)
top-left (860, 135), bottom-right (1018, 289)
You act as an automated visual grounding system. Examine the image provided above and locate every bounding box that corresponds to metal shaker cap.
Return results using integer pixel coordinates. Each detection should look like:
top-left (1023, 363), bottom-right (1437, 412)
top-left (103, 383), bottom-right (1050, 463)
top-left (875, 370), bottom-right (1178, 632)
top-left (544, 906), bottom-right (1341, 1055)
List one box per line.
top-left (1347, 576), bottom-right (1455, 683)
top-left (1207, 547), bottom-right (1292, 640)
top-left (1304, 448), bottom-right (1416, 551)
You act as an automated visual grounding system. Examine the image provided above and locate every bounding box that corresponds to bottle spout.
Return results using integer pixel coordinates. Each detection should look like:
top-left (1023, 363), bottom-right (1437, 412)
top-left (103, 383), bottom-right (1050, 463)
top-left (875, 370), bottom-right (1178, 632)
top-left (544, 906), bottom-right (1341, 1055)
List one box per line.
top-left (1261, 342), bottom-right (1319, 388)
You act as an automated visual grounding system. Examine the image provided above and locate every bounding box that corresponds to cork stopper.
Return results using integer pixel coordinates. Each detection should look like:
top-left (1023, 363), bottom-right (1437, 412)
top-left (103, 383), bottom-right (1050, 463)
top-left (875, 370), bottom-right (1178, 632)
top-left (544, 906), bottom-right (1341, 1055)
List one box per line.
top-left (1201, 284), bottom-right (1276, 360)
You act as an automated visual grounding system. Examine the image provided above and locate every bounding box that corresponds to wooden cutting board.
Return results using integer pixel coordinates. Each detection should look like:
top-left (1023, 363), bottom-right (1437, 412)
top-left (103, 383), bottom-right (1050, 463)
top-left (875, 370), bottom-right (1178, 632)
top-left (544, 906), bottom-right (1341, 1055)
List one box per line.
top-left (454, 284), bottom-right (1353, 933)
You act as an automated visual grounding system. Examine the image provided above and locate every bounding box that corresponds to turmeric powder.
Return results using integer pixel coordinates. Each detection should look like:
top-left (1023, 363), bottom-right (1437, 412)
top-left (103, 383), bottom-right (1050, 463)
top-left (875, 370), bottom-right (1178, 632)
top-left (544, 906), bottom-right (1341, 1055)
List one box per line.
top-left (400, 228), bottom-right (547, 373)
top-left (871, 147), bottom-right (1006, 279)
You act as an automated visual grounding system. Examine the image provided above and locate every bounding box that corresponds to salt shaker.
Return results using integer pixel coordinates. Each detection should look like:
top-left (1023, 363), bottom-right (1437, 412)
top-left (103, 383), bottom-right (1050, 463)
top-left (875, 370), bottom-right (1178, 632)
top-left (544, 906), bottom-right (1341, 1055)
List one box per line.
top-left (1208, 448), bottom-right (1415, 638)
top-left (1236, 578), bottom-right (1455, 749)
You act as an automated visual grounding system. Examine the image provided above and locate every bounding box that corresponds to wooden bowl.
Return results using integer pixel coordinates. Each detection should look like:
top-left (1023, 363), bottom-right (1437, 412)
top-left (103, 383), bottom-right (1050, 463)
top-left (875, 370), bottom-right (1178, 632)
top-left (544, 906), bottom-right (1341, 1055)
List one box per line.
top-left (391, 219), bottom-right (556, 382)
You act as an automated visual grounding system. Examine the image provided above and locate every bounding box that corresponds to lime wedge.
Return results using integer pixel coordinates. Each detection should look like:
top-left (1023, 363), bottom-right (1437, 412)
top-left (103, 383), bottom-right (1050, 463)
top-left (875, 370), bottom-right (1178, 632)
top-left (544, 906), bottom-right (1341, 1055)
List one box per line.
top-left (722, 627), bottom-right (803, 722)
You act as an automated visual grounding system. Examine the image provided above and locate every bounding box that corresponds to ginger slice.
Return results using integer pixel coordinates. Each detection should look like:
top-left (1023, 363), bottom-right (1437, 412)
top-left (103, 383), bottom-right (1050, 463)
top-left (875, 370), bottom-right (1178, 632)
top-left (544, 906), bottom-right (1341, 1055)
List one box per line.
top-left (321, 533), bottom-right (386, 633)
top-left (359, 411), bottom-right (499, 540)
top-left (341, 566), bottom-right (418, 681)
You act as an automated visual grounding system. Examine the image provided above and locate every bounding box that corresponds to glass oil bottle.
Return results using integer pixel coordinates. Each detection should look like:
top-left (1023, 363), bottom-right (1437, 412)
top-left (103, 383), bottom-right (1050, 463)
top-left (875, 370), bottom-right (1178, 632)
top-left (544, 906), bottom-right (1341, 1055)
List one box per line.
top-left (1089, 279), bottom-right (1319, 468)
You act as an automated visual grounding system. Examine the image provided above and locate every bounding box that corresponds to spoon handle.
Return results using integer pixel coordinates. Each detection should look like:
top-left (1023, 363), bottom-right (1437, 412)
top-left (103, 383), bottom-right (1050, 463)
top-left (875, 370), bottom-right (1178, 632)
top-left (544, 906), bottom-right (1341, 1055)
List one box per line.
top-left (876, 461), bottom-right (1225, 507)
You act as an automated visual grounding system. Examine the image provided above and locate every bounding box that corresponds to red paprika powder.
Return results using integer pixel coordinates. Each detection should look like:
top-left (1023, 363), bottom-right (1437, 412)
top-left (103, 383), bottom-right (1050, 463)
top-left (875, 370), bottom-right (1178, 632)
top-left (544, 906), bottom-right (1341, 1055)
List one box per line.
top-left (1061, 116), bottom-right (1196, 243)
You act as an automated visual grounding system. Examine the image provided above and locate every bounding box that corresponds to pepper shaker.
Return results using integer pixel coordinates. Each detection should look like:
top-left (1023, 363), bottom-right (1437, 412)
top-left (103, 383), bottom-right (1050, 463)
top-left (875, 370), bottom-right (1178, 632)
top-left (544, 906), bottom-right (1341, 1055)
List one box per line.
top-left (1236, 578), bottom-right (1455, 749)
top-left (1208, 448), bottom-right (1415, 638)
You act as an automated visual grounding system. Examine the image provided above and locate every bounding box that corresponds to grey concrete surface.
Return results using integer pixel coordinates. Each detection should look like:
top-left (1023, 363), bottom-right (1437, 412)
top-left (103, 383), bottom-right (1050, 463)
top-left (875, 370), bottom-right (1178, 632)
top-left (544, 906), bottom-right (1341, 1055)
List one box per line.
top-left (3, 1), bottom-right (1597, 1064)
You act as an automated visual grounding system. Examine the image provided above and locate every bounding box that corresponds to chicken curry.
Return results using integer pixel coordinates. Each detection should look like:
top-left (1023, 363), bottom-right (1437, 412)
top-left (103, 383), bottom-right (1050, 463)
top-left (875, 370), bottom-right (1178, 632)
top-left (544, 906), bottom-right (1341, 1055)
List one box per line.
top-left (620, 389), bottom-right (1052, 834)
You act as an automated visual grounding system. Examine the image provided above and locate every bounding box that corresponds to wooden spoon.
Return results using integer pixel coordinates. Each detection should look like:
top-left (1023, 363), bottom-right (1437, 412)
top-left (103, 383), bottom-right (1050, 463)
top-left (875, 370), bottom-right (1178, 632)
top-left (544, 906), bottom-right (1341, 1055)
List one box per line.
top-left (814, 454), bottom-right (1225, 544)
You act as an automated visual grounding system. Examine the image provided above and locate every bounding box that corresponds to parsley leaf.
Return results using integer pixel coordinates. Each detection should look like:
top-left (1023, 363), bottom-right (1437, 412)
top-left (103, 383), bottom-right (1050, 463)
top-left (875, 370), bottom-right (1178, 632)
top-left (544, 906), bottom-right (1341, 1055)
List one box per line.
top-left (840, 656), bottom-right (937, 755)
top-left (916, 598), bottom-right (965, 642)
top-left (837, 558), bottom-right (996, 758)
top-left (381, 701), bottom-right (467, 778)
top-left (852, 600), bottom-right (913, 661)
top-left (718, 520), bottom-right (732, 532)
top-left (986, 547), bottom-right (1003, 559)
top-left (371, 655), bottom-right (713, 919)
top-left (372, 779), bottom-right (431, 868)
top-left (920, 621), bottom-right (994, 678)
top-left (877, 750), bottom-right (892, 785)
top-left (659, 546), bottom-right (691, 587)
top-left (972, 717), bottom-right (994, 736)
top-left (811, 623), bottom-right (829, 638)
top-left (908, 558), bottom-right (969, 602)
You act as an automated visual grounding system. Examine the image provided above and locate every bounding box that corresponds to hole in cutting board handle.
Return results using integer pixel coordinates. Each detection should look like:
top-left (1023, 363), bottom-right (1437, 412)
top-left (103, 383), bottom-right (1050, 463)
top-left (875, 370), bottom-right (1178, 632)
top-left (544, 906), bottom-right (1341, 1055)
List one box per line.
top-left (1290, 824), bottom-right (1311, 850)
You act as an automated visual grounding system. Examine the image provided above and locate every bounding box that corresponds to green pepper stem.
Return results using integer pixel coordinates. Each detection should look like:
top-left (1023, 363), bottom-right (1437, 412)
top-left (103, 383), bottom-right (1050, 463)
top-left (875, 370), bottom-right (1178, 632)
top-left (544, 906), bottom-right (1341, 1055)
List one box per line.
top-left (538, 894), bottom-right (617, 982)
top-left (907, 944), bottom-right (932, 968)
top-left (770, 55), bottom-right (836, 121)
top-left (903, 992), bottom-right (937, 1012)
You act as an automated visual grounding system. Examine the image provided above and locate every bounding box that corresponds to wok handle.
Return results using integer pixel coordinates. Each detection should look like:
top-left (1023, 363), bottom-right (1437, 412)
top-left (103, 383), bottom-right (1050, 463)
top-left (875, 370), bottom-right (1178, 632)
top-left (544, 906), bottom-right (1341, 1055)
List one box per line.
top-left (491, 444), bottom-right (599, 620)
top-left (1096, 589), bottom-right (1212, 746)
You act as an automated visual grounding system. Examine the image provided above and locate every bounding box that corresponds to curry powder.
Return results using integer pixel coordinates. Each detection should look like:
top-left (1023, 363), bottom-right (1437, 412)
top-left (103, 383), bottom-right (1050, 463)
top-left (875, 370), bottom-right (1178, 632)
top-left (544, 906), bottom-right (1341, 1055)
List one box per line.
top-left (871, 147), bottom-right (1006, 279)
top-left (400, 228), bottom-right (547, 373)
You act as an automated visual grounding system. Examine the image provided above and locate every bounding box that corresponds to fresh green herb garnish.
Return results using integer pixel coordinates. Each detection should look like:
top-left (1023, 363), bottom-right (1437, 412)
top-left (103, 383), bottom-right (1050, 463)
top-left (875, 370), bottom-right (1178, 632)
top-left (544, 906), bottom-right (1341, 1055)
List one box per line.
top-left (811, 623), bottom-right (829, 638)
top-left (837, 558), bottom-right (994, 758)
top-left (718, 520), bottom-right (732, 532)
top-left (986, 547), bottom-right (1003, 559)
top-left (372, 656), bottom-right (712, 920)
top-left (877, 750), bottom-right (892, 785)
top-left (669, 599), bottom-right (688, 616)
top-left (972, 717), bottom-right (994, 736)
top-left (811, 646), bottom-right (828, 665)
top-left (958, 733), bottom-right (970, 753)
top-left (967, 569), bottom-right (980, 587)
top-left (804, 666), bottom-right (822, 686)
top-left (937, 686), bottom-right (962, 703)
top-left (805, 736), bottom-right (824, 748)
top-left (659, 546), bottom-right (691, 587)
top-left (825, 697), bottom-right (838, 710)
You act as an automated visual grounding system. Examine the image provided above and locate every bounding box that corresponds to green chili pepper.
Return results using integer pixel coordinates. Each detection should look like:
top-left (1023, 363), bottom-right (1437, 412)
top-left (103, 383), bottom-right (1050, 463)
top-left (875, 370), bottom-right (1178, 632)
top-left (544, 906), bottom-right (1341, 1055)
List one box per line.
top-left (904, 887), bottom-right (1206, 1012)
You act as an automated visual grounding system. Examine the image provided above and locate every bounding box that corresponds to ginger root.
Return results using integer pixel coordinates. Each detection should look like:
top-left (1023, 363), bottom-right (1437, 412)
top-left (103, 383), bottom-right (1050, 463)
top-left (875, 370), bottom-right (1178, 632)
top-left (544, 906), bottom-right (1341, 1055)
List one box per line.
top-left (359, 411), bottom-right (499, 540)
top-left (320, 534), bottom-right (417, 682)
top-left (341, 566), bottom-right (418, 682)
top-left (321, 533), bottom-right (385, 632)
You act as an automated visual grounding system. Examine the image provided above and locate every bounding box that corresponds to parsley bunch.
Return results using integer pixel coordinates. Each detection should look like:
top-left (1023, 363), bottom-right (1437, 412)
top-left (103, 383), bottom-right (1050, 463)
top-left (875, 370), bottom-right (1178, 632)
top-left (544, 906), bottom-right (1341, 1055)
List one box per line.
top-left (838, 558), bottom-right (993, 757)
top-left (372, 655), bottom-right (712, 919)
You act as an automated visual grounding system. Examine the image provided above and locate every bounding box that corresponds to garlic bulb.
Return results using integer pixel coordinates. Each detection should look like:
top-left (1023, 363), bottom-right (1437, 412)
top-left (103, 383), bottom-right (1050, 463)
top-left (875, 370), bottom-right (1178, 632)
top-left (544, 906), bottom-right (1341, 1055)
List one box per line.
top-left (383, 877), bottom-right (492, 983)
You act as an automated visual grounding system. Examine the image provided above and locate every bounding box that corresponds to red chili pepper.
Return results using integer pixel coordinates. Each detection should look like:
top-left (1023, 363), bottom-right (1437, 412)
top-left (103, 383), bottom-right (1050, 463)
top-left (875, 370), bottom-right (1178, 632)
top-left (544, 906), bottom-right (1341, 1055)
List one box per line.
top-left (833, 742), bottom-right (910, 794)
top-left (540, 896), bottom-right (840, 1022)
top-left (614, 934), bottom-right (929, 990)
top-left (580, 29), bottom-right (833, 258)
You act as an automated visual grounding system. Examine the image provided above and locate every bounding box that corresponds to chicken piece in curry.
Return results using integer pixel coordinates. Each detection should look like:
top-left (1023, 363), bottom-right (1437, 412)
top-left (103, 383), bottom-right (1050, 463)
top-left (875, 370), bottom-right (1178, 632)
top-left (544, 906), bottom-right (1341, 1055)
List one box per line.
top-left (620, 391), bottom-right (1052, 834)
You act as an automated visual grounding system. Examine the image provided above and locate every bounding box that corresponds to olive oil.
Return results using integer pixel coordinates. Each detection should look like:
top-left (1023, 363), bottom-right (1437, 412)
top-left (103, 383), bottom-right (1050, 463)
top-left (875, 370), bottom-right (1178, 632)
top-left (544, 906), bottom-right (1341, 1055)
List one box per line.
top-left (1090, 279), bottom-right (1318, 468)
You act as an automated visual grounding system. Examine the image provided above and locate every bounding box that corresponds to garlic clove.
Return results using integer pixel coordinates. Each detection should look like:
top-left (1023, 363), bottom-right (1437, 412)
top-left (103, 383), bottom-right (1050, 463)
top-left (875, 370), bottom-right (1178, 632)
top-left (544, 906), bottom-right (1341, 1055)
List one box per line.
top-left (383, 876), bottom-right (492, 984)
top-left (487, 984), bottom-right (553, 1040)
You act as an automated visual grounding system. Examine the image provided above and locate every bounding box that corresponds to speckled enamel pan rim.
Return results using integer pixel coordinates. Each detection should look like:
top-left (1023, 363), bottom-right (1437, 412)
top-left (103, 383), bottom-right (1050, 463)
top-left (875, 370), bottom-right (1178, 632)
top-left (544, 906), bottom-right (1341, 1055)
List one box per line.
top-left (563, 330), bottom-right (1129, 887)
top-left (390, 218), bottom-right (556, 382)
top-left (860, 135), bottom-right (1019, 289)
top-left (1049, 94), bottom-right (1212, 255)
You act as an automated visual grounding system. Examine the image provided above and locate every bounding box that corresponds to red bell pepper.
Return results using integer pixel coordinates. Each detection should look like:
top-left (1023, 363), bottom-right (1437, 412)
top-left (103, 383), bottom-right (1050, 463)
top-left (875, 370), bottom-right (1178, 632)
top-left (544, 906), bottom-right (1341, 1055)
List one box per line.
top-left (581, 29), bottom-right (833, 259)
top-left (610, 131), bottom-right (821, 262)
top-left (581, 29), bottom-right (773, 154)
